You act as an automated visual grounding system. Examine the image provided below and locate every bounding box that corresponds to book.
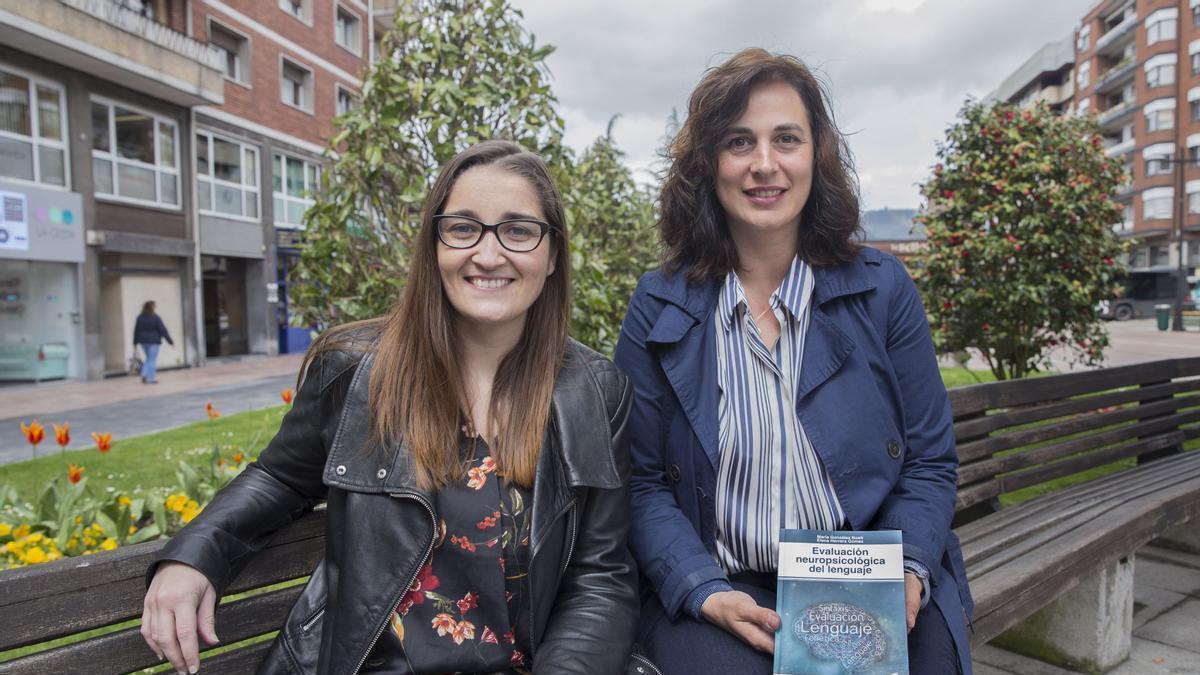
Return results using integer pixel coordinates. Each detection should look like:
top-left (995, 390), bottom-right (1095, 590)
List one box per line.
top-left (773, 529), bottom-right (908, 675)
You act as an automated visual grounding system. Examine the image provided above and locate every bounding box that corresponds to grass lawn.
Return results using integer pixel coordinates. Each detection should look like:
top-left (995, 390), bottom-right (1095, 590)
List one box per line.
top-left (1, 406), bottom-right (289, 502)
top-left (3, 369), bottom-right (993, 501)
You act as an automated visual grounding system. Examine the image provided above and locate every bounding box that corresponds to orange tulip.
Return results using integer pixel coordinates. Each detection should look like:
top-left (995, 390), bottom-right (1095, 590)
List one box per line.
top-left (21, 420), bottom-right (45, 446)
top-left (281, 388), bottom-right (294, 405)
top-left (232, 451), bottom-right (244, 464)
top-left (205, 401), bottom-right (221, 419)
top-left (67, 464), bottom-right (84, 484)
top-left (91, 432), bottom-right (112, 453)
top-left (53, 423), bottom-right (70, 450)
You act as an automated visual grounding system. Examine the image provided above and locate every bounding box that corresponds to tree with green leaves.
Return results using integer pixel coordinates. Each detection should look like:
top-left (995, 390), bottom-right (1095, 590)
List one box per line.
top-left (563, 119), bottom-right (660, 354)
top-left (914, 100), bottom-right (1128, 380)
top-left (290, 0), bottom-right (564, 325)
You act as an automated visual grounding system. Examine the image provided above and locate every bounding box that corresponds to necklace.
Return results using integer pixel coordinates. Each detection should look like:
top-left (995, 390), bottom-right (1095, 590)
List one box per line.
top-left (753, 305), bottom-right (773, 323)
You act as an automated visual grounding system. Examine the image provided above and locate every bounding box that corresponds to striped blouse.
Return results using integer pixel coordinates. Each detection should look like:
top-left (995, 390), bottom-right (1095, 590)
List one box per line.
top-left (713, 256), bottom-right (846, 575)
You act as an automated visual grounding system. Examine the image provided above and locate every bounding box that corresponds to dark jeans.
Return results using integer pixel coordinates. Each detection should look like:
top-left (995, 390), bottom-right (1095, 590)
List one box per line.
top-left (639, 578), bottom-right (962, 674)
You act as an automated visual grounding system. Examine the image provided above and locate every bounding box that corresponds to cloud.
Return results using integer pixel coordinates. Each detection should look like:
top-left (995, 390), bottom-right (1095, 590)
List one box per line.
top-left (515, 0), bottom-right (1094, 208)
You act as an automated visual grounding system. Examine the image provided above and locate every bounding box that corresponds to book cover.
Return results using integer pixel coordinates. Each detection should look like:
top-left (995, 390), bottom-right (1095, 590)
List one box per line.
top-left (773, 529), bottom-right (908, 675)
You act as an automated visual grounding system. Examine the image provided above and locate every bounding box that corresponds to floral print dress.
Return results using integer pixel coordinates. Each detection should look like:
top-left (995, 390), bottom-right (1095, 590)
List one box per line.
top-left (364, 435), bottom-right (534, 674)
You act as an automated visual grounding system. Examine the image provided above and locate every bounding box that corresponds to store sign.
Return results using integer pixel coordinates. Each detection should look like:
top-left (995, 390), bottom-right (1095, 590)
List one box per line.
top-left (0, 181), bottom-right (85, 263)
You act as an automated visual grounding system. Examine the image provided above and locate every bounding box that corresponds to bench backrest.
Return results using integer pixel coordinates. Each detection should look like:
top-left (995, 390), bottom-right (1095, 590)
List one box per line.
top-left (948, 357), bottom-right (1200, 524)
top-left (3, 357), bottom-right (1198, 672)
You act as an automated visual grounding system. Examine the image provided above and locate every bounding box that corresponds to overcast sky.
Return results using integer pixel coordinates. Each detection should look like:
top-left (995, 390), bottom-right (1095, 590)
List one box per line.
top-left (512, 0), bottom-right (1096, 211)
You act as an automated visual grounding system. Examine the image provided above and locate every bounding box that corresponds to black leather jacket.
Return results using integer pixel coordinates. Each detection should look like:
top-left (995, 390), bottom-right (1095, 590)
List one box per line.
top-left (150, 339), bottom-right (639, 674)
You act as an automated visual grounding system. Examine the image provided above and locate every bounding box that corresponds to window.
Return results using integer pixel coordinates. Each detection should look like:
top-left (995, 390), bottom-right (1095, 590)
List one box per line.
top-left (1144, 54), bottom-right (1177, 89)
top-left (1145, 99), bottom-right (1176, 133)
top-left (1143, 187), bottom-right (1174, 220)
top-left (1077, 61), bottom-right (1090, 89)
top-left (1078, 25), bottom-right (1091, 52)
top-left (1145, 8), bottom-right (1178, 45)
top-left (0, 66), bottom-right (67, 187)
top-left (1078, 97), bottom-right (1091, 115)
top-left (1194, 4), bottom-right (1200, 26)
top-left (336, 86), bottom-right (357, 116)
top-left (1193, 100), bottom-right (1200, 122)
top-left (90, 99), bottom-right (179, 207)
top-left (273, 154), bottom-right (319, 228)
top-left (196, 132), bottom-right (259, 220)
top-left (278, 0), bottom-right (310, 23)
top-left (280, 58), bottom-right (313, 112)
top-left (1188, 181), bottom-right (1200, 214)
top-left (208, 21), bottom-right (249, 84)
top-left (1145, 153), bottom-right (1174, 177)
top-left (335, 5), bottom-right (361, 55)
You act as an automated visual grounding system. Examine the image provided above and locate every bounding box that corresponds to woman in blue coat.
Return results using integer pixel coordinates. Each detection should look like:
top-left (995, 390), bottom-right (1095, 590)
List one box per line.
top-left (614, 49), bottom-right (974, 673)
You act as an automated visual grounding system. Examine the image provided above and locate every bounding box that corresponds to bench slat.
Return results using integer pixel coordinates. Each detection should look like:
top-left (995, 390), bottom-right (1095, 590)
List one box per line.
top-left (952, 379), bottom-right (1200, 443)
top-left (956, 394), bottom-right (1198, 467)
top-left (1, 586), bottom-right (299, 674)
top-left (0, 511), bottom-right (324, 652)
top-left (948, 357), bottom-right (1200, 418)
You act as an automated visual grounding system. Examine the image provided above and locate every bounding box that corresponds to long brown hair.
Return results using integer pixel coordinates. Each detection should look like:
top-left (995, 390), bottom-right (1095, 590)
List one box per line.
top-left (302, 140), bottom-right (570, 490)
top-left (660, 48), bottom-right (862, 282)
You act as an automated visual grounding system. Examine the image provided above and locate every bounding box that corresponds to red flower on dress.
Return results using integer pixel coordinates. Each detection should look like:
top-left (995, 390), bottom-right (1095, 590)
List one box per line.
top-left (503, 629), bottom-right (516, 644)
top-left (498, 556), bottom-right (506, 572)
top-left (482, 626), bottom-right (498, 644)
top-left (457, 591), bottom-right (478, 615)
top-left (467, 466), bottom-right (488, 490)
top-left (477, 510), bottom-right (501, 530)
top-left (450, 535), bottom-right (477, 553)
top-left (432, 613), bottom-right (456, 637)
top-left (398, 563), bottom-right (440, 615)
top-left (450, 619), bottom-right (476, 645)
top-left (511, 650), bottom-right (526, 666)
top-left (479, 456), bottom-right (497, 473)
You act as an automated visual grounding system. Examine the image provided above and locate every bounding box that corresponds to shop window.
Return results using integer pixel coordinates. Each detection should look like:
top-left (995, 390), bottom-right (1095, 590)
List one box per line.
top-left (335, 4), bottom-right (362, 55)
top-left (273, 154), bottom-right (319, 228)
top-left (196, 132), bottom-right (259, 220)
top-left (90, 98), bottom-right (179, 208)
top-left (0, 66), bottom-right (67, 187)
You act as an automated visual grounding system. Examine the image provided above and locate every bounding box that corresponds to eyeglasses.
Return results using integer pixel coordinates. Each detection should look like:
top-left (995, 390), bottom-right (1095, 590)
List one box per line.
top-left (433, 214), bottom-right (557, 253)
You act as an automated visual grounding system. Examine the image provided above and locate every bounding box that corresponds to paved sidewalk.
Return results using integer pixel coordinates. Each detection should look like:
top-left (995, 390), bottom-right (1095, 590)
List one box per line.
top-left (0, 353), bottom-right (304, 465)
top-left (974, 545), bottom-right (1200, 674)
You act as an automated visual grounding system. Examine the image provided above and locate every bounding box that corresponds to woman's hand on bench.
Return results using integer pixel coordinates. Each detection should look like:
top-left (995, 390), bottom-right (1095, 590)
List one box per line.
top-left (142, 561), bottom-right (219, 674)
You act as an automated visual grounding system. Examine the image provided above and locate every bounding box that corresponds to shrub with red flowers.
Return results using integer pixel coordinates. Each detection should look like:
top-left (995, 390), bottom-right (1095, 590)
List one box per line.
top-left (914, 100), bottom-right (1128, 379)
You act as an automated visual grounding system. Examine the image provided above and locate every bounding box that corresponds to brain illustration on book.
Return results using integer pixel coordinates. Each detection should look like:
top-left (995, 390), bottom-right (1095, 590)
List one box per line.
top-left (793, 601), bottom-right (887, 671)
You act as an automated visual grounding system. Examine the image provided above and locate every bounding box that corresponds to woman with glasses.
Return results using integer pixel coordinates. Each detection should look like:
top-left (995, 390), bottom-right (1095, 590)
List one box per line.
top-left (615, 50), bottom-right (973, 673)
top-left (142, 140), bottom-right (640, 674)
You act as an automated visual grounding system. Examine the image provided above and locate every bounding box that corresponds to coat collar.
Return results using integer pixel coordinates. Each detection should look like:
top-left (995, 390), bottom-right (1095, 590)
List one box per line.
top-left (321, 342), bottom-right (621, 496)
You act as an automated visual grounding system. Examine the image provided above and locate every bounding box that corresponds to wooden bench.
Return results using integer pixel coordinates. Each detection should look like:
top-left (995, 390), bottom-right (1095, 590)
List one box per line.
top-left (2, 359), bottom-right (1199, 674)
top-left (951, 357), bottom-right (1200, 672)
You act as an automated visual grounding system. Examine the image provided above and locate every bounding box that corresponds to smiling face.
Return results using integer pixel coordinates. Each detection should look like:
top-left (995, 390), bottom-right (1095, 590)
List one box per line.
top-left (714, 79), bottom-right (815, 243)
top-left (436, 165), bottom-right (556, 336)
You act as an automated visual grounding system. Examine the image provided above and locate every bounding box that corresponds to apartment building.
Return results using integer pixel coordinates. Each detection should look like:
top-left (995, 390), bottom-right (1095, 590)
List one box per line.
top-left (187, 0), bottom-right (375, 357)
top-left (987, 35), bottom-right (1076, 113)
top-left (1076, 0), bottom-right (1200, 275)
top-left (0, 0), bottom-right (224, 380)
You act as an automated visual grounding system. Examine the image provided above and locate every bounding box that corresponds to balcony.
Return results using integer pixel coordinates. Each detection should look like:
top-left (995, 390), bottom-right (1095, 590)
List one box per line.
top-left (0, 0), bottom-right (224, 106)
top-left (1095, 15), bottom-right (1137, 57)
top-left (1098, 99), bottom-right (1136, 128)
top-left (1105, 137), bottom-right (1136, 156)
top-left (1094, 57), bottom-right (1136, 94)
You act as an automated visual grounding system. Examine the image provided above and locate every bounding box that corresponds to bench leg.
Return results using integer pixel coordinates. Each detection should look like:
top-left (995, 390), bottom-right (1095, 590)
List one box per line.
top-left (993, 555), bottom-right (1134, 674)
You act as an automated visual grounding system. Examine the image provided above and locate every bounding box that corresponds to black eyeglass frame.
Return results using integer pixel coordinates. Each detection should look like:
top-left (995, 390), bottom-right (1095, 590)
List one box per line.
top-left (433, 214), bottom-right (559, 253)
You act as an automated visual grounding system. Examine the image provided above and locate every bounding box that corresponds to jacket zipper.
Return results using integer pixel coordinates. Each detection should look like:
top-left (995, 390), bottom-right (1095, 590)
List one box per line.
top-left (527, 500), bottom-right (577, 662)
top-left (351, 492), bottom-right (437, 675)
top-left (300, 607), bottom-right (325, 633)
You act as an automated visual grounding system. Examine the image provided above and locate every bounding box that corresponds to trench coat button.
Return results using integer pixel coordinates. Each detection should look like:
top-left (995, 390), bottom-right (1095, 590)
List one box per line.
top-left (377, 468), bottom-right (387, 479)
top-left (335, 464), bottom-right (347, 475)
top-left (887, 439), bottom-right (901, 459)
top-left (668, 464), bottom-right (682, 482)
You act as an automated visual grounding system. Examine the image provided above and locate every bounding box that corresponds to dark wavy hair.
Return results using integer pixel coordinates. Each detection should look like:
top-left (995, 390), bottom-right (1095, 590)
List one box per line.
top-left (660, 48), bottom-right (862, 281)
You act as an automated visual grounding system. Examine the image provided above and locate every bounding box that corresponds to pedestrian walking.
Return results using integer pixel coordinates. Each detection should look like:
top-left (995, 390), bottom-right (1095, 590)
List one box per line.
top-left (133, 301), bottom-right (173, 384)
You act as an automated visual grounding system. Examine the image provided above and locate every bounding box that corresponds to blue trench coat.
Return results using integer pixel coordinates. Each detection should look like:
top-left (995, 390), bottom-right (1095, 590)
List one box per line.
top-left (614, 247), bottom-right (975, 672)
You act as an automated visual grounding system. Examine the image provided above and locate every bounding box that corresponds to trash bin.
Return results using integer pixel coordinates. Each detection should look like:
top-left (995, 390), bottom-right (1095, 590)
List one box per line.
top-left (1155, 304), bottom-right (1171, 331)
